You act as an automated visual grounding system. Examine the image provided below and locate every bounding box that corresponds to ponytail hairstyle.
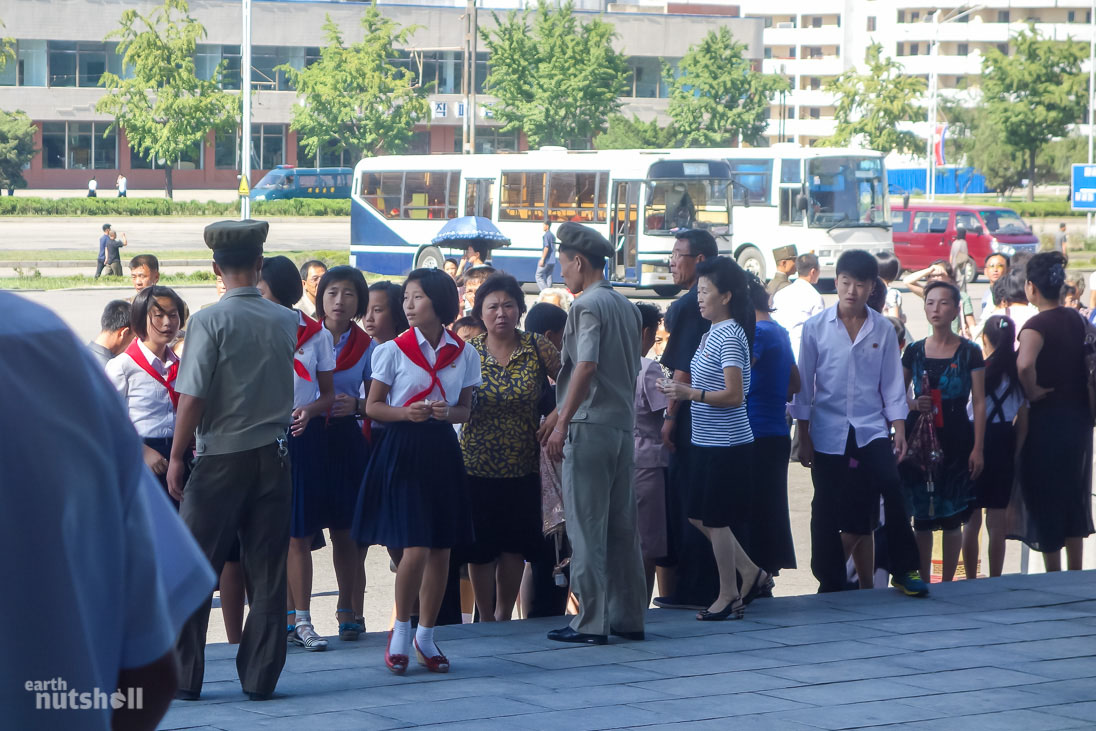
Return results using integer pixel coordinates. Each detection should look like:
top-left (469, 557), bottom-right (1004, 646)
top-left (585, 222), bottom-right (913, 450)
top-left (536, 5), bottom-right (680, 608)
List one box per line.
top-left (983, 315), bottom-right (1021, 399)
top-left (746, 272), bottom-right (772, 314)
top-left (695, 255), bottom-right (756, 348)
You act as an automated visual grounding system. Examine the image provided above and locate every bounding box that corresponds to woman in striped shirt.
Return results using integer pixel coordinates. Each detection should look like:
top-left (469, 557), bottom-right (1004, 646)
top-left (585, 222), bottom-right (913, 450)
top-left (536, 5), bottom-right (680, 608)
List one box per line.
top-left (658, 256), bottom-right (771, 621)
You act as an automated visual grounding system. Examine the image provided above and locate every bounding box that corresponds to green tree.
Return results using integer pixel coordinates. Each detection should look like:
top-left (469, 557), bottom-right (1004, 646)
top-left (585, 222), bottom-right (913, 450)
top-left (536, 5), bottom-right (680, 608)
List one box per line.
top-left (0, 111), bottom-right (35, 193)
top-left (982, 27), bottom-right (1087, 201)
top-left (594, 114), bottom-right (679, 149)
top-left (481, 0), bottom-right (629, 148)
top-left (667, 27), bottom-right (788, 147)
top-left (280, 5), bottom-right (428, 161)
top-left (969, 116), bottom-right (1026, 195)
top-left (96, 0), bottom-right (236, 198)
top-left (821, 43), bottom-right (924, 154)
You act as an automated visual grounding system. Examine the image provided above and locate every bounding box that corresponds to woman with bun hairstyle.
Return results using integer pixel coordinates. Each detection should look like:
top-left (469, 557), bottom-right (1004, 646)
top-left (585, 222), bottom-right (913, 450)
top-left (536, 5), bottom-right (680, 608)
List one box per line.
top-left (1015, 251), bottom-right (1094, 571)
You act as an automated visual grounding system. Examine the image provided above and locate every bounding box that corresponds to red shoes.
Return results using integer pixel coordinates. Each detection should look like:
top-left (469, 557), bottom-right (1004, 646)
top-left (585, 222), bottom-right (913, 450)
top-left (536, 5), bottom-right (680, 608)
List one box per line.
top-left (414, 638), bottom-right (450, 673)
top-left (384, 630), bottom-right (408, 675)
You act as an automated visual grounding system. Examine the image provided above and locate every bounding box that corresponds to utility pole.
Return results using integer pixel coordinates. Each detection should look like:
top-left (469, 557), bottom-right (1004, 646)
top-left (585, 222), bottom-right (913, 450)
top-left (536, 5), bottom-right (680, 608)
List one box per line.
top-left (1088, 0), bottom-right (1094, 236)
top-left (462, 0), bottom-right (477, 154)
top-left (240, 0), bottom-right (252, 219)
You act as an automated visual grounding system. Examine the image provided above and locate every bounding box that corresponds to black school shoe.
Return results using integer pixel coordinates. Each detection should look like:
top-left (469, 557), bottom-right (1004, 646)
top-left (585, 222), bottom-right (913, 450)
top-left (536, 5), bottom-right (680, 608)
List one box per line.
top-left (547, 626), bottom-right (608, 645)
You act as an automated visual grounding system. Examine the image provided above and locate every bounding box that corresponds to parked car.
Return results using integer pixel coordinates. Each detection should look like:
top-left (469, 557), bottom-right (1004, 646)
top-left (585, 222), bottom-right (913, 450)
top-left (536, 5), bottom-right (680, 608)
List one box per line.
top-left (890, 203), bottom-right (1040, 284)
top-left (249, 165), bottom-right (353, 202)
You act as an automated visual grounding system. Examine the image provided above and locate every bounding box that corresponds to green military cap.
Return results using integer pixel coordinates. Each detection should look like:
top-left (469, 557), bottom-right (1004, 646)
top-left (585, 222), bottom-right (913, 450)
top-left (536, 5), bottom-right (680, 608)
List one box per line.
top-left (557, 221), bottom-right (614, 260)
top-left (773, 245), bottom-right (798, 262)
top-left (203, 219), bottom-right (269, 253)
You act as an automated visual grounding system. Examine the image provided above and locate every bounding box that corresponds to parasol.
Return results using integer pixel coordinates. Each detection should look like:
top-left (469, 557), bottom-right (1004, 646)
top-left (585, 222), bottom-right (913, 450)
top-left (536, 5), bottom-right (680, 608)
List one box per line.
top-left (431, 216), bottom-right (511, 251)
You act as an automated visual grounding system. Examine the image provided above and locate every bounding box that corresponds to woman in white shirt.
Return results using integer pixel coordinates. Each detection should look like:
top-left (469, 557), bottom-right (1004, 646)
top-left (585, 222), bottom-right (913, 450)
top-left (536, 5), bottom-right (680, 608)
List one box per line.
top-left (352, 268), bottom-right (481, 675)
top-left (106, 285), bottom-right (187, 505)
top-left (964, 315), bottom-right (1027, 578)
top-left (658, 256), bottom-right (769, 622)
top-left (258, 256), bottom-right (335, 652)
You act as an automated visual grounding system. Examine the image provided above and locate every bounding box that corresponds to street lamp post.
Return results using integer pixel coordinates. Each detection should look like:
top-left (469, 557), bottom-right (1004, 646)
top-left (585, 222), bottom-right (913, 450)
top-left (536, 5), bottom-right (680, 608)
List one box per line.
top-left (1088, 0), bottom-right (1094, 236)
top-left (240, 0), bottom-right (252, 220)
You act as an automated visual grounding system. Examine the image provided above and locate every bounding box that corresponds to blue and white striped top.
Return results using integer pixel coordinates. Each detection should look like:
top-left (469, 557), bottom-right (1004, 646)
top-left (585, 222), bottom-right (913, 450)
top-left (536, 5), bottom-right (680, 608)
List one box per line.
top-left (689, 318), bottom-right (753, 448)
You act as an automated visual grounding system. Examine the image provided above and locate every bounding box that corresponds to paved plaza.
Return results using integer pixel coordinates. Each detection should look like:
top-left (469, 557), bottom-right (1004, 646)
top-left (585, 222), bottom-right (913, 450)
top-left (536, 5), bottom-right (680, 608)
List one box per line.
top-left (160, 570), bottom-right (1096, 730)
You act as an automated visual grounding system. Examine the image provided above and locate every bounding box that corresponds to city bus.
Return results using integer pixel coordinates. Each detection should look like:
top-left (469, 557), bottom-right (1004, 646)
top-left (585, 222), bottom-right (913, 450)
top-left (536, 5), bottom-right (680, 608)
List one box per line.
top-left (705, 144), bottom-right (894, 280)
top-left (350, 148), bottom-right (735, 294)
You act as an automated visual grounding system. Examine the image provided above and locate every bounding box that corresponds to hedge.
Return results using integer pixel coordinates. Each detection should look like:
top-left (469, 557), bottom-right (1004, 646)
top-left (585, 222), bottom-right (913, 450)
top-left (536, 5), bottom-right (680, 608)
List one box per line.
top-left (0, 197), bottom-right (351, 217)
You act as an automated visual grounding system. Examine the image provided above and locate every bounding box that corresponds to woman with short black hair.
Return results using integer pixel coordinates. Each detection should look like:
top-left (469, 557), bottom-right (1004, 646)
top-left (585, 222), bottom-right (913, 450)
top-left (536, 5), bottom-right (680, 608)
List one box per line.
top-left (459, 273), bottom-right (562, 622)
top-left (1015, 251), bottom-right (1094, 571)
top-left (106, 285), bottom-right (188, 504)
top-left (353, 267), bottom-right (481, 674)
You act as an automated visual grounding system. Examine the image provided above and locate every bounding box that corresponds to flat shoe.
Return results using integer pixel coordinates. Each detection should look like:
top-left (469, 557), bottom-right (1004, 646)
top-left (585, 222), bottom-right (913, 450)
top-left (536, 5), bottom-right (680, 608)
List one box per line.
top-left (547, 626), bottom-right (608, 645)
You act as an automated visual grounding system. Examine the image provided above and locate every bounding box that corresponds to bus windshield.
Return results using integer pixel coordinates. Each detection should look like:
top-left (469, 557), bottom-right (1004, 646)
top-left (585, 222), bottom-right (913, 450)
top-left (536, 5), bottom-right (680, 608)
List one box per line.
top-left (644, 178), bottom-right (731, 235)
top-left (806, 156), bottom-right (888, 229)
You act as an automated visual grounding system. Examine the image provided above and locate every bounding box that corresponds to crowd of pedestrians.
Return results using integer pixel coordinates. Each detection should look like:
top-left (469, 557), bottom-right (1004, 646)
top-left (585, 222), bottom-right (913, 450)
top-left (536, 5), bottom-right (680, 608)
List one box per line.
top-left (9, 214), bottom-right (1092, 729)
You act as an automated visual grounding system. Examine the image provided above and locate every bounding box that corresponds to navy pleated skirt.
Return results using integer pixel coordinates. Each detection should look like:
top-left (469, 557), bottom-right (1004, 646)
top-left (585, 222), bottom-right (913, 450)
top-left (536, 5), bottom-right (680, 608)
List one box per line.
top-left (289, 417), bottom-right (330, 538)
top-left (352, 420), bottom-right (473, 549)
top-left (326, 416), bottom-right (371, 531)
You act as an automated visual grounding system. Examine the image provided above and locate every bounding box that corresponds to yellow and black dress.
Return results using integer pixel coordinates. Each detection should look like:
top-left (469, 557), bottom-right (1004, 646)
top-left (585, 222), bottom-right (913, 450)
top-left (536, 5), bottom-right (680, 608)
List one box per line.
top-left (458, 330), bottom-right (561, 564)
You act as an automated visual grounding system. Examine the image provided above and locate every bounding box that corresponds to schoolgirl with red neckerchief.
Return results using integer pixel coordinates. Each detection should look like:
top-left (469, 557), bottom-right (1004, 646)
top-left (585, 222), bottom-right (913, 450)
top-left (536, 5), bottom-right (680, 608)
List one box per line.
top-left (315, 266), bottom-right (377, 642)
top-left (258, 256), bottom-right (335, 651)
top-left (352, 268), bottom-right (481, 676)
top-left (105, 285), bottom-right (189, 506)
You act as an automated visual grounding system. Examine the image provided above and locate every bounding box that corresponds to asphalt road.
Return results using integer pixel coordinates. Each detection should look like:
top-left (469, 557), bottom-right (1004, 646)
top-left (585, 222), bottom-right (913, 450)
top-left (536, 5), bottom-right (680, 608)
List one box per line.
top-left (18, 277), bottom-right (1090, 644)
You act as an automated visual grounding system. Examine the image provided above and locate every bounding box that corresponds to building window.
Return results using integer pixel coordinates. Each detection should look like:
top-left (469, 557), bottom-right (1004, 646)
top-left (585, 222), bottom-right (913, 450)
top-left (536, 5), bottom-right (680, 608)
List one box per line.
top-left (910, 43), bottom-right (919, 56)
top-left (809, 107), bottom-right (821, 119)
top-left (42, 123), bottom-right (66, 169)
top-left (911, 11), bottom-right (919, 22)
top-left (867, 16), bottom-right (877, 31)
top-left (215, 130), bottom-right (238, 169)
top-left (764, 47), bottom-right (772, 59)
top-left (810, 77), bottom-right (821, 90)
top-left (130, 140), bottom-right (202, 170)
top-left (997, 10), bottom-right (1009, 22)
top-left (897, 10), bottom-right (905, 23)
top-left (47, 41), bottom-right (108, 88)
top-left (958, 43), bottom-right (969, 56)
top-left (625, 57), bottom-right (663, 98)
top-left (251, 124), bottom-right (285, 170)
top-left (1069, 10), bottom-right (1077, 22)
top-left (811, 16), bottom-right (822, 28)
top-left (39, 121), bottom-right (116, 169)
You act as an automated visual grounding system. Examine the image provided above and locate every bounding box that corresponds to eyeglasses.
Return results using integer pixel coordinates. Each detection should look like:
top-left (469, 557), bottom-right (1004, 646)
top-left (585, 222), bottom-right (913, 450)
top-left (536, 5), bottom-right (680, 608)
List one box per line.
top-left (669, 251), bottom-right (699, 261)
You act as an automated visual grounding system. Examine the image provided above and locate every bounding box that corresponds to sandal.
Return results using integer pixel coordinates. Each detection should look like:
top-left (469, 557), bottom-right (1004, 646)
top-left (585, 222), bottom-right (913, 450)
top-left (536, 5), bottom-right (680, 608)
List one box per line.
top-left (337, 608), bottom-right (364, 641)
top-left (743, 570), bottom-right (774, 607)
top-left (696, 598), bottom-right (745, 621)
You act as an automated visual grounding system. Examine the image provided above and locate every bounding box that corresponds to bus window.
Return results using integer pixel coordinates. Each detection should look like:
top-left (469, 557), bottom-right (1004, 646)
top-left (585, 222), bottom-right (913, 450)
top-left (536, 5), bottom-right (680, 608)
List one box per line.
top-left (465, 179), bottom-right (494, 219)
top-left (403, 171), bottom-right (457, 220)
top-left (780, 158), bottom-right (801, 184)
top-left (547, 171), bottom-right (607, 223)
top-left (644, 179), bottom-right (729, 233)
top-left (727, 158), bottom-right (773, 205)
top-left (501, 171), bottom-right (547, 221)
top-left (361, 172), bottom-right (404, 220)
top-left (779, 187), bottom-right (804, 224)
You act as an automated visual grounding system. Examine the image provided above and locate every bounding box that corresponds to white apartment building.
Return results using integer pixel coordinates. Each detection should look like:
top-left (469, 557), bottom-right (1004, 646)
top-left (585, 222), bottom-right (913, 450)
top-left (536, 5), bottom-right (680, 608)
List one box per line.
top-left (732, 0), bottom-right (1096, 147)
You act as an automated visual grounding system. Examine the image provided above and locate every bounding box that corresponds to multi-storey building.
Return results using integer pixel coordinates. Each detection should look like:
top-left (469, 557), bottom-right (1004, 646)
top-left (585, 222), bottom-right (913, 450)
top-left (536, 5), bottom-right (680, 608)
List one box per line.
top-left (0, 0), bottom-right (761, 190)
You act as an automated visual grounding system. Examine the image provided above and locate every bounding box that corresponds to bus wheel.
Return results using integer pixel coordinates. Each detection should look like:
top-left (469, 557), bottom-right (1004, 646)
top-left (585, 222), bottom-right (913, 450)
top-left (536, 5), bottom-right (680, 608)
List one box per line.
top-left (653, 285), bottom-right (680, 298)
top-left (415, 246), bottom-right (445, 270)
top-left (736, 247), bottom-right (766, 279)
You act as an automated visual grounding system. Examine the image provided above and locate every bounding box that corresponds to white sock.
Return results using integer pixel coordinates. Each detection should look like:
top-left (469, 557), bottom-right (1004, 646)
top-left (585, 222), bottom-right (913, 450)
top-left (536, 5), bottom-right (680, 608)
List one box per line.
top-left (391, 619), bottom-right (411, 657)
top-left (415, 624), bottom-right (440, 657)
top-left (295, 610), bottom-right (311, 626)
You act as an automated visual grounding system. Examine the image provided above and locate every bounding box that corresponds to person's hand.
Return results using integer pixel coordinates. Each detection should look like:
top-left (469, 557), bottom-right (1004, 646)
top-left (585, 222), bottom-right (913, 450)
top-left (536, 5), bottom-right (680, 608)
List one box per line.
top-left (429, 401), bottom-right (451, 421)
top-left (143, 444), bottom-right (168, 476)
top-left (798, 430), bottom-right (815, 469)
top-left (1027, 384), bottom-right (1054, 403)
top-left (892, 431), bottom-right (908, 463)
top-left (657, 378), bottom-right (693, 401)
top-left (915, 394), bottom-right (934, 414)
top-left (290, 407), bottom-right (311, 437)
top-left (405, 400), bottom-right (432, 423)
top-left (660, 419), bottom-right (676, 452)
top-left (331, 394), bottom-right (358, 418)
top-left (968, 448), bottom-right (984, 480)
top-left (167, 459), bottom-right (186, 502)
top-left (546, 425), bottom-right (566, 462)
top-left (537, 411), bottom-right (559, 444)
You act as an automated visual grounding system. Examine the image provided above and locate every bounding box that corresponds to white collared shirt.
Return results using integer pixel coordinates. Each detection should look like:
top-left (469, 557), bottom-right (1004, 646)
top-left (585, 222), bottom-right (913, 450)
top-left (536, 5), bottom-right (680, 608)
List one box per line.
top-left (772, 278), bottom-right (825, 363)
top-left (293, 310), bottom-right (335, 410)
top-left (105, 340), bottom-right (180, 439)
top-left (370, 327), bottom-right (482, 407)
top-left (789, 305), bottom-right (908, 454)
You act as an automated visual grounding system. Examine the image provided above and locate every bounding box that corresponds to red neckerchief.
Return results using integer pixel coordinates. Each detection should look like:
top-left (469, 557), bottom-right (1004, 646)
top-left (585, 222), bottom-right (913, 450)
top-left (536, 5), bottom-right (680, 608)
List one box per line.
top-left (334, 323), bottom-right (371, 372)
top-left (295, 313), bottom-right (322, 382)
top-left (125, 339), bottom-right (179, 409)
top-left (393, 328), bottom-right (465, 406)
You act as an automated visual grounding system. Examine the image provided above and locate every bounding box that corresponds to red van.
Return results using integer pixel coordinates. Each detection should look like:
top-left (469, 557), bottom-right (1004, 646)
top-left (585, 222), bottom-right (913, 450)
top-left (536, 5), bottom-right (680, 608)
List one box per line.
top-left (890, 203), bottom-right (1040, 283)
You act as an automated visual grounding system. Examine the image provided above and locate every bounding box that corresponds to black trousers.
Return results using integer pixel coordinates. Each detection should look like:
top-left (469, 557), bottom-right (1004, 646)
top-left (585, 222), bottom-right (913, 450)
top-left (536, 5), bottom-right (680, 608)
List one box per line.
top-left (810, 429), bottom-right (920, 593)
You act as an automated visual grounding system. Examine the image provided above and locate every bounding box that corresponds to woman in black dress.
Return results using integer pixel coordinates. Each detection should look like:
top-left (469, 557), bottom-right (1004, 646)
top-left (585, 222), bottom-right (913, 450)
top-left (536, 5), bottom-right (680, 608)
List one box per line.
top-left (1016, 252), bottom-right (1094, 571)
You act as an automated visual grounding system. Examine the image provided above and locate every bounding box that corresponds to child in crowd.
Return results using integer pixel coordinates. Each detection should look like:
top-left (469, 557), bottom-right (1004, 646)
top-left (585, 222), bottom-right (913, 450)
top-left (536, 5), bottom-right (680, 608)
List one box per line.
top-left (875, 251), bottom-right (905, 324)
top-left (453, 316), bottom-right (486, 342)
top-left (634, 303), bottom-right (670, 600)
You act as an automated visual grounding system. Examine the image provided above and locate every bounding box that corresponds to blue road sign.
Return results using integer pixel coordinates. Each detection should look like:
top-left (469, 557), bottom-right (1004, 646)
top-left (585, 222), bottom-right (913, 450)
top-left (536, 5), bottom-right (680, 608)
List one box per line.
top-left (1072, 163), bottom-right (1096, 210)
